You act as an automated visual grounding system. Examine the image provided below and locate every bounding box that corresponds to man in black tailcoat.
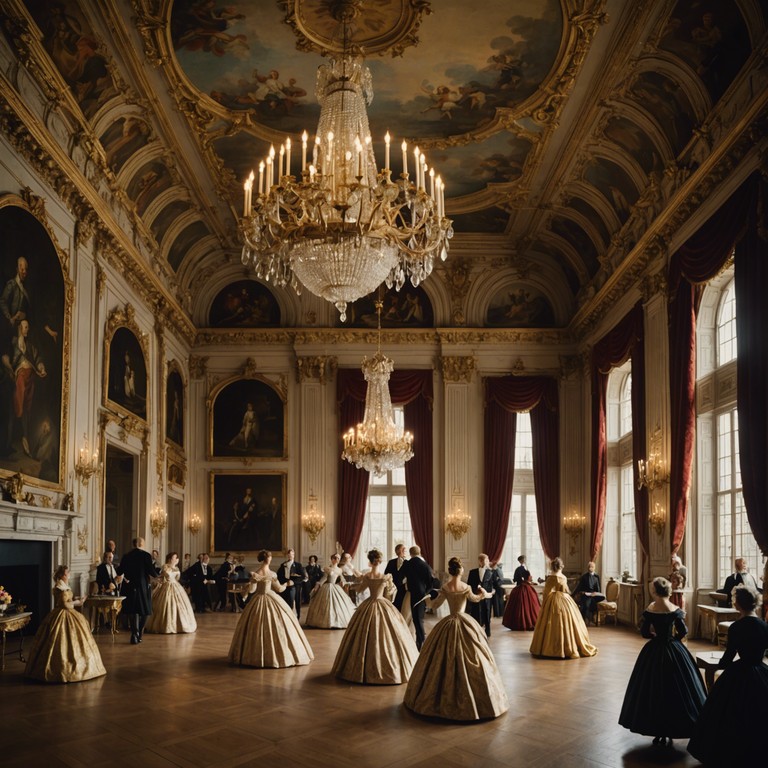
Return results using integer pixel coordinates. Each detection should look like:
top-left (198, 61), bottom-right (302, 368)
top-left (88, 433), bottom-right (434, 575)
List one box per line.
top-left (384, 543), bottom-right (408, 610)
top-left (188, 553), bottom-right (216, 613)
top-left (401, 545), bottom-right (438, 650)
top-left (572, 561), bottom-right (604, 624)
top-left (117, 537), bottom-right (155, 645)
top-left (466, 553), bottom-right (500, 637)
top-left (277, 548), bottom-right (306, 619)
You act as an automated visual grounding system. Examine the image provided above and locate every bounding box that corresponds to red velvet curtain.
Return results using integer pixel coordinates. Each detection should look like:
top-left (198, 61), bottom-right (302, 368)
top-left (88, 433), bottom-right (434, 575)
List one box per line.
top-left (590, 303), bottom-right (646, 561)
top-left (336, 369), bottom-right (433, 560)
top-left (667, 176), bottom-right (757, 552)
top-left (484, 376), bottom-right (560, 562)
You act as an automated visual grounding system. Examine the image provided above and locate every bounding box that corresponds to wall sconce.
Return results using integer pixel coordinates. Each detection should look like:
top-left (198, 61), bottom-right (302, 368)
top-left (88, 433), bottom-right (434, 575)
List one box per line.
top-left (445, 499), bottom-right (471, 541)
top-left (149, 499), bottom-right (167, 539)
top-left (188, 513), bottom-right (202, 535)
top-left (74, 433), bottom-right (101, 507)
top-left (563, 509), bottom-right (585, 555)
top-left (636, 452), bottom-right (669, 490)
top-left (301, 493), bottom-right (326, 543)
top-left (649, 502), bottom-right (666, 535)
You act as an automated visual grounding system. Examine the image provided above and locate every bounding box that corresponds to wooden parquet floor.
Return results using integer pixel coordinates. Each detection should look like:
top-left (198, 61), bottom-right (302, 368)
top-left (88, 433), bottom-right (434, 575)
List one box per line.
top-left (2, 611), bottom-right (709, 767)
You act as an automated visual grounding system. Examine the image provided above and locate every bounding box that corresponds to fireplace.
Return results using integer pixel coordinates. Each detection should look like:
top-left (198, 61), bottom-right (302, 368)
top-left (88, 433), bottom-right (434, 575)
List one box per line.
top-left (0, 539), bottom-right (52, 633)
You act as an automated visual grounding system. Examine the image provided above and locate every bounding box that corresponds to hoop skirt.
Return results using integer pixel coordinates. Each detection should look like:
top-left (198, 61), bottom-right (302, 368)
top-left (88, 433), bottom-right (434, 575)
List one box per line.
top-left (304, 565), bottom-right (355, 629)
top-left (530, 573), bottom-right (597, 658)
top-left (24, 586), bottom-right (106, 683)
top-left (619, 609), bottom-right (706, 738)
top-left (228, 575), bottom-right (313, 668)
top-left (688, 616), bottom-right (768, 763)
top-left (145, 565), bottom-right (197, 634)
top-left (332, 573), bottom-right (417, 684)
top-left (502, 581), bottom-right (540, 631)
top-left (404, 587), bottom-right (509, 721)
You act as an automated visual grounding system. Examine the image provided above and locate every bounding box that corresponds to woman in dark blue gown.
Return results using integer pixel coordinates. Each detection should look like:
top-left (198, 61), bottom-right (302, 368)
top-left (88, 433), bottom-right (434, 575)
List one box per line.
top-left (688, 585), bottom-right (768, 764)
top-left (619, 576), bottom-right (706, 747)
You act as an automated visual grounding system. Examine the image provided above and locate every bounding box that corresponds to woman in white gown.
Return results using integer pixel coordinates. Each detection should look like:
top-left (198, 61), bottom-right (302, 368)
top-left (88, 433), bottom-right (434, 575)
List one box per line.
top-left (228, 550), bottom-right (313, 668)
top-left (145, 552), bottom-right (197, 634)
top-left (304, 553), bottom-right (356, 629)
top-left (404, 556), bottom-right (509, 721)
top-left (332, 548), bottom-right (418, 684)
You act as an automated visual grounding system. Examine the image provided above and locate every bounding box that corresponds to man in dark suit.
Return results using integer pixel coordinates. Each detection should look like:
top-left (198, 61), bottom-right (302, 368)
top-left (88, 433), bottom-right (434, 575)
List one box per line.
top-left (720, 557), bottom-right (761, 606)
top-left (277, 548), bottom-right (306, 619)
top-left (384, 543), bottom-right (408, 610)
top-left (466, 553), bottom-right (500, 637)
top-left (214, 552), bottom-right (236, 611)
top-left (188, 552), bottom-right (216, 612)
top-left (95, 550), bottom-right (122, 595)
top-left (117, 537), bottom-right (155, 644)
top-left (401, 545), bottom-right (437, 650)
top-left (572, 561), bottom-right (604, 624)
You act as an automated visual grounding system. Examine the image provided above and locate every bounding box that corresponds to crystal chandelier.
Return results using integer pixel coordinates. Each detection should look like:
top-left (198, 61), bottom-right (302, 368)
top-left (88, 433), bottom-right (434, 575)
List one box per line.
top-left (301, 493), bottom-right (326, 543)
top-left (240, 19), bottom-right (452, 321)
top-left (445, 500), bottom-right (471, 541)
top-left (342, 300), bottom-right (413, 476)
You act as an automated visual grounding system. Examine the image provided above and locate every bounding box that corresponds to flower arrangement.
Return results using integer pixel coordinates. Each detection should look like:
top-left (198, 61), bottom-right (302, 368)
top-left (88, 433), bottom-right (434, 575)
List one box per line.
top-left (0, 585), bottom-right (11, 610)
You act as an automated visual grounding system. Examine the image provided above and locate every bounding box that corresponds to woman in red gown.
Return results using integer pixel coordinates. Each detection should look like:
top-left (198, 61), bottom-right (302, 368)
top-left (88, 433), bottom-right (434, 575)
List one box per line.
top-left (502, 555), bottom-right (540, 631)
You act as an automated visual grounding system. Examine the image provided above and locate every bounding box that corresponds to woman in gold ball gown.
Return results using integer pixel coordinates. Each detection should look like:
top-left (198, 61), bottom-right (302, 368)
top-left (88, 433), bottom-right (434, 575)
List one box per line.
top-left (304, 553), bottom-right (356, 629)
top-left (530, 557), bottom-right (597, 659)
top-left (404, 556), bottom-right (509, 721)
top-left (228, 550), bottom-right (313, 668)
top-left (24, 565), bottom-right (106, 683)
top-left (332, 548), bottom-right (418, 684)
top-left (145, 552), bottom-right (197, 634)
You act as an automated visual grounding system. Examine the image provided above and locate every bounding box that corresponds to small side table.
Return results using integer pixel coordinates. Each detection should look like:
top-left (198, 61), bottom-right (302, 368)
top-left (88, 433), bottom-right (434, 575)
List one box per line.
top-left (86, 595), bottom-right (125, 642)
top-left (0, 611), bottom-right (32, 671)
top-left (696, 650), bottom-right (724, 692)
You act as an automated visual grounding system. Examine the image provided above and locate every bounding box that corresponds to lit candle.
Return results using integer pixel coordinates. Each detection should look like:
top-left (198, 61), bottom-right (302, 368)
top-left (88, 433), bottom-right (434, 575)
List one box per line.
top-left (313, 135), bottom-right (320, 168)
top-left (309, 164), bottom-right (316, 181)
top-left (301, 131), bottom-right (308, 171)
top-left (258, 161), bottom-right (264, 195)
top-left (385, 132), bottom-right (391, 172)
top-left (268, 145), bottom-right (275, 189)
top-left (429, 167), bottom-right (435, 198)
top-left (285, 137), bottom-right (291, 178)
top-left (279, 144), bottom-right (285, 179)
top-left (414, 146), bottom-right (420, 187)
top-left (402, 140), bottom-right (408, 176)
top-left (243, 175), bottom-right (251, 217)
top-left (436, 176), bottom-right (442, 217)
top-left (355, 136), bottom-right (362, 177)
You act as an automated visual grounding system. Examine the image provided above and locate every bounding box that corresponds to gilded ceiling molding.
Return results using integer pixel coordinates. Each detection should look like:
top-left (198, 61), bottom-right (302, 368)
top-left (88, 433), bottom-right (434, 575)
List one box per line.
top-left (640, 269), bottom-right (668, 302)
top-left (437, 328), bottom-right (571, 345)
top-left (131, 0), bottom-right (168, 67)
top-left (442, 260), bottom-right (472, 327)
top-left (296, 355), bottom-right (338, 384)
top-left (188, 355), bottom-right (209, 379)
top-left (511, 357), bottom-right (526, 374)
top-left (440, 355), bottom-right (475, 384)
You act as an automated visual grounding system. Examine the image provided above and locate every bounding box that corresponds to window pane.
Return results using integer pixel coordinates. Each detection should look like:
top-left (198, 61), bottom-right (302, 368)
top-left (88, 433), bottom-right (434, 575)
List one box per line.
top-left (620, 373), bottom-right (632, 437)
top-left (717, 281), bottom-right (737, 366)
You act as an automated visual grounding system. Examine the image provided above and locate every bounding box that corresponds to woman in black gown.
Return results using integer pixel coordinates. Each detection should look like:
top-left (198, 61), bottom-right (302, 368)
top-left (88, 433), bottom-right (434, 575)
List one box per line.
top-left (618, 576), bottom-right (706, 747)
top-left (688, 585), bottom-right (768, 764)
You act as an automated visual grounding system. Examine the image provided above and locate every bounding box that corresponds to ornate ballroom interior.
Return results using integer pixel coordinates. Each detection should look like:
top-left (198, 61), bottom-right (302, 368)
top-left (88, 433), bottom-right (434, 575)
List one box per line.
top-left (0, 4), bottom-right (767, 757)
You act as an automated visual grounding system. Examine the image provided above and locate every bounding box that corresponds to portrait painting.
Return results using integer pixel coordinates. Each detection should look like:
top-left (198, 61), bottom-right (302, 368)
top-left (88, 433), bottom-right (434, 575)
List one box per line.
top-left (211, 471), bottom-right (285, 554)
top-left (344, 285), bottom-right (433, 328)
top-left (486, 283), bottom-right (555, 327)
top-left (209, 279), bottom-right (281, 327)
top-left (166, 366), bottom-right (184, 447)
top-left (210, 377), bottom-right (286, 458)
top-left (107, 326), bottom-right (147, 421)
top-left (0, 203), bottom-right (66, 485)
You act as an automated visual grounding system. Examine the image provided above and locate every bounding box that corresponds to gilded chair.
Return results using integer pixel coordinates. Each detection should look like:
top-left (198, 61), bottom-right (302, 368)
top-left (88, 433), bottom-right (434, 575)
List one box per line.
top-left (596, 578), bottom-right (620, 626)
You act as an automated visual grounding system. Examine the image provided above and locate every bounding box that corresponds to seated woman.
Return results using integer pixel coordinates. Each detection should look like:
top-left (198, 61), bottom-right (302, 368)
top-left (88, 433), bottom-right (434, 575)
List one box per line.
top-left (145, 552), bottom-right (197, 634)
top-left (502, 554), bottom-right (540, 631)
top-left (304, 553), bottom-right (355, 629)
top-left (688, 585), bottom-right (768, 763)
top-left (404, 556), bottom-right (508, 721)
top-left (228, 550), bottom-right (313, 668)
top-left (25, 565), bottom-right (106, 683)
top-left (529, 557), bottom-right (597, 659)
top-left (332, 548), bottom-right (418, 684)
top-left (619, 576), bottom-right (706, 748)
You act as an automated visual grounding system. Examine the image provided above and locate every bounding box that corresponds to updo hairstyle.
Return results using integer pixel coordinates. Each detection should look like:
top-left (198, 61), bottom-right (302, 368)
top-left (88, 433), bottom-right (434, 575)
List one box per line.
top-left (448, 557), bottom-right (463, 576)
top-left (652, 576), bottom-right (671, 597)
top-left (257, 549), bottom-right (271, 563)
top-left (368, 548), bottom-right (383, 565)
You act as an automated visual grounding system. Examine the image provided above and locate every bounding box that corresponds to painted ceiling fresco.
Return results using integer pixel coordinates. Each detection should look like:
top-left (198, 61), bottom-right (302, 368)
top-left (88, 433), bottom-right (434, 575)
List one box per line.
top-left (11, 0), bottom-right (768, 329)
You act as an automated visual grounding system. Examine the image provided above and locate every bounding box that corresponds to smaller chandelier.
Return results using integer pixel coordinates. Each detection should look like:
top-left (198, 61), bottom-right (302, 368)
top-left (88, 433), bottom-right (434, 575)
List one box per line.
top-left (563, 510), bottom-right (585, 555)
top-left (150, 499), bottom-right (167, 539)
top-left (74, 433), bottom-right (101, 485)
top-left (636, 451), bottom-right (669, 490)
top-left (188, 513), bottom-right (202, 535)
top-left (649, 502), bottom-right (666, 535)
top-left (301, 493), bottom-right (326, 543)
top-left (342, 300), bottom-right (413, 476)
top-left (445, 502), bottom-right (471, 541)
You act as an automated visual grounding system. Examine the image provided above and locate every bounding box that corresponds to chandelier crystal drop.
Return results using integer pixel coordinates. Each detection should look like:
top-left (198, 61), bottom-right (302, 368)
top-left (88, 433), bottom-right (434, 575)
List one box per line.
top-left (341, 301), bottom-right (414, 476)
top-left (240, 54), bottom-right (452, 321)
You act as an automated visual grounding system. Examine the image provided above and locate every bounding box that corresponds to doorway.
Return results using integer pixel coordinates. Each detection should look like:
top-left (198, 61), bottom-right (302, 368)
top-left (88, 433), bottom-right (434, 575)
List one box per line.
top-left (166, 496), bottom-right (184, 562)
top-left (104, 444), bottom-right (135, 559)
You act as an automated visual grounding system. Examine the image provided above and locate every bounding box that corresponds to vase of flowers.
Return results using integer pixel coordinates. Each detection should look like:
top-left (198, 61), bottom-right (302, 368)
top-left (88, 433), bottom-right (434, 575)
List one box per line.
top-left (0, 585), bottom-right (11, 613)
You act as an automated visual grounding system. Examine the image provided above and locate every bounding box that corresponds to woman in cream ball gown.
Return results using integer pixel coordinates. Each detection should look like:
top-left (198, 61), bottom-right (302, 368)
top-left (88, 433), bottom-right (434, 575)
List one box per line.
top-left (404, 556), bottom-right (508, 721)
top-left (145, 552), bottom-right (197, 634)
top-left (228, 550), bottom-right (313, 668)
top-left (25, 565), bottom-right (106, 683)
top-left (332, 548), bottom-right (417, 684)
top-left (529, 557), bottom-right (597, 659)
top-left (304, 553), bottom-right (355, 629)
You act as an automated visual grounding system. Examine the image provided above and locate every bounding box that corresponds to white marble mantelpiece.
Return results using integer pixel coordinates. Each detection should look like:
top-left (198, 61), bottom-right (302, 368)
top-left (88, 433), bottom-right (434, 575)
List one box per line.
top-left (0, 499), bottom-right (75, 540)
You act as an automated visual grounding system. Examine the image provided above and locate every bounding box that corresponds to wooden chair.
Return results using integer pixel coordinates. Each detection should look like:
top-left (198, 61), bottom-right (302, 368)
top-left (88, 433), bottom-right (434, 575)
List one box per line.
top-left (717, 620), bottom-right (733, 649)
top-left (596, 578), bottom-right (620, 626)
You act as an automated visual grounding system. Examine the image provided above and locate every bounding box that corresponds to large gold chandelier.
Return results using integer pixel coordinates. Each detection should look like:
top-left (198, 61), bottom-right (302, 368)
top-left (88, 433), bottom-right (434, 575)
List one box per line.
top-left (342, 300), bottom-right (413, 476)
top-left (240, 27), bottom-right (452, 321)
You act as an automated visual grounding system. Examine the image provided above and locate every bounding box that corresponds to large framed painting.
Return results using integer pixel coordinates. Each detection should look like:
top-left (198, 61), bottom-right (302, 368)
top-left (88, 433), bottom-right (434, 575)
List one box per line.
top-left (210, 471), bottom-right (286, 555)
top-left (0, 198), bottom-right (69, 486)
top-left (104, 306), bottom-right (148, 422)
top-left (165, 364), bottom-right (184, 448)
top-left (208, 279), bottom-right (281, 327)
top-left (486, 283), bottom-right (555, 328)
top-left (209, 376), bottom-right (286, 459)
